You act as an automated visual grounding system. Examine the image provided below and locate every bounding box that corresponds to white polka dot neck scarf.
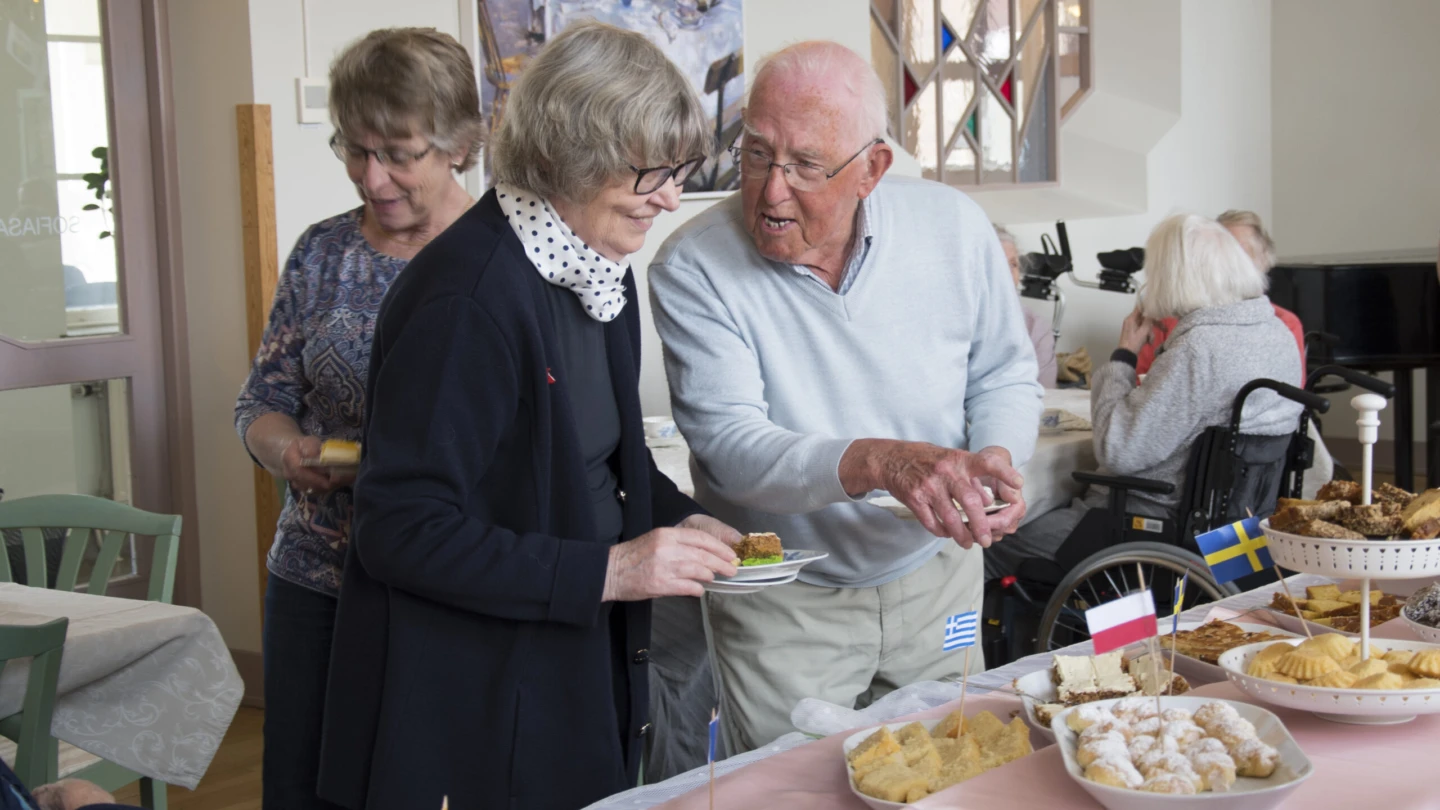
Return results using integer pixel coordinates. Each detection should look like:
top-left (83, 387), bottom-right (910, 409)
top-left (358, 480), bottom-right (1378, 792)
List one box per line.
top-left (496, 183), bottom-right (628, 323)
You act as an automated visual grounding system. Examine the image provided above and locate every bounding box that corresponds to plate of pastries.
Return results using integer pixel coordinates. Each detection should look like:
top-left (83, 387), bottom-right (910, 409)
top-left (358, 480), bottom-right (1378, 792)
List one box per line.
top-left (843, 708), bottom-right (1033, 807)
top-left (1219, 632), bottom-right (1440, 723)
top-left (1260, 483), bottom-right (1440, 577)
top-left (1018, 650), bottom-right (1189, 741)
top-left (1266, 583), bottom-right (1403, 635)
top-left (1267, 482), bottom-right (1439, 540)
top-left (1157, 620), bottom-right (1300, 680)
top-left (1053, 696), bottom-right (1312, 809)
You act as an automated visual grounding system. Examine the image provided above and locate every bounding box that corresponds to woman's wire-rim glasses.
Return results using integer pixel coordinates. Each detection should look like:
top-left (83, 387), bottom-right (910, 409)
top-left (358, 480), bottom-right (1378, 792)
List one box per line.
top-left (330, 134), bottom-right (436, 171)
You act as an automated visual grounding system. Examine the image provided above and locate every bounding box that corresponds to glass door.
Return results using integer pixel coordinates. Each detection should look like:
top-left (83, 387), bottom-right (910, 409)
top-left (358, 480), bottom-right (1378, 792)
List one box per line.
top-left (0, 0), bottom-right (178, 601)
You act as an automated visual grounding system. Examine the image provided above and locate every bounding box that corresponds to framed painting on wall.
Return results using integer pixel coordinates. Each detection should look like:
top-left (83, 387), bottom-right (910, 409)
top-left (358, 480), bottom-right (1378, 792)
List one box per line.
top-left (477, 0), bottom-right (743, 195)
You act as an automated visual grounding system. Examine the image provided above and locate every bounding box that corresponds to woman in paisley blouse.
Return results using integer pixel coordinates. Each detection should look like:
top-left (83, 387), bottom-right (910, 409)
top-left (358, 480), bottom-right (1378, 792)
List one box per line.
top-left (233, 28), bottom-right (480, 810)
top-left (317, 21), bottom-right (742, 809)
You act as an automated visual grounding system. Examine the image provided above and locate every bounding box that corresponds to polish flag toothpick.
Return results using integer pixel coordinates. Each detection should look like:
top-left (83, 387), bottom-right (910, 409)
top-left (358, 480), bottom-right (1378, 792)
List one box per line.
top-left (1085, 589), bottom-right (1159, 656)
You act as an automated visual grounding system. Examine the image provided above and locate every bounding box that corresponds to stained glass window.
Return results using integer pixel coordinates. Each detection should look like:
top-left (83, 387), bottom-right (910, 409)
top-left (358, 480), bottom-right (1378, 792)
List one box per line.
top-left (870, 0), bottom-right (1091, 187)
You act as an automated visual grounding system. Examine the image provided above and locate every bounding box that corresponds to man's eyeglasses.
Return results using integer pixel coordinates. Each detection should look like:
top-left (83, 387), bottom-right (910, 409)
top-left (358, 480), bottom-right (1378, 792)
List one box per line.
top-left (728, 138), bottom-right (883, 192)
top-left (330, 134), bottom-right (435, 171)
top-left (628, 157), bottom-right (707, 195)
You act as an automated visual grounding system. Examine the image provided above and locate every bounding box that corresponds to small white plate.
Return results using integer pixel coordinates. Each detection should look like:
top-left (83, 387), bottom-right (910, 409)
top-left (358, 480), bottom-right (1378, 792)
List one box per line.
top-left (1403, 610), bottom-right (1440, 643)
top-left (703, 570), bottom-right (799, 594)
top-left (1015, 669), bottom-right (1062, 742)
top-left (1219, 638), bottom-right (1440, 724)
top-left (867, 493), bottom-right (1006, 522)
top-left (716, 549), bottom-right (829, 582)
top-left (1052, 696), bottom-right (1314, 809)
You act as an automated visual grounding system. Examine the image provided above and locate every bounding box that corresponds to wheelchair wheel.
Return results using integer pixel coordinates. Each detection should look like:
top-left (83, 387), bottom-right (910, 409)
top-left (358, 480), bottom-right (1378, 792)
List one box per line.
top-left (1034, 542), bottom-right (1237, 655)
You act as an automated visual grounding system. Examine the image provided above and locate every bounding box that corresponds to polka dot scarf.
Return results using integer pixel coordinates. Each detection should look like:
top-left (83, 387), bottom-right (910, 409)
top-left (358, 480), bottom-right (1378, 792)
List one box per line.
top-left (496, 184), bottom-right (628, 323)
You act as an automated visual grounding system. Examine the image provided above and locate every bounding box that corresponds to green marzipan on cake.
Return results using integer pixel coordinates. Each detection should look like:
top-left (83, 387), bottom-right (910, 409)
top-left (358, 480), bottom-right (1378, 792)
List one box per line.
top-left (740, 555), bottom-right (783, 567)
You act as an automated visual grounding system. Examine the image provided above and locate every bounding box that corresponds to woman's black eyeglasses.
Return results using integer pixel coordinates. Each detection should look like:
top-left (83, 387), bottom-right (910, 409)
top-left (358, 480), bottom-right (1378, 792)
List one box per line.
top-left (628, 157), bottom-right (707, 195)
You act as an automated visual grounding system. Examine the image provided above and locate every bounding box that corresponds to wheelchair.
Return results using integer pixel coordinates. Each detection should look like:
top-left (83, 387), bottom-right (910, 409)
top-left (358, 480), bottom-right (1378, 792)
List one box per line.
top-left (980, 366), bottom-right (1394, 666)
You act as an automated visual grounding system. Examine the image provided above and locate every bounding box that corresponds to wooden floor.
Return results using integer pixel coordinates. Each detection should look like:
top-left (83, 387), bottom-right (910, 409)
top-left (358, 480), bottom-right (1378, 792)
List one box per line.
top-left (113, 708), bottom-right (262, 809)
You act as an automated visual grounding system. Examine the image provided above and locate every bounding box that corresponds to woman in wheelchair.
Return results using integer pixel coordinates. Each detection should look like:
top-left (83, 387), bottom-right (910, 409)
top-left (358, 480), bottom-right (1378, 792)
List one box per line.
top-left (985, 213), bottom-right (1305, 584)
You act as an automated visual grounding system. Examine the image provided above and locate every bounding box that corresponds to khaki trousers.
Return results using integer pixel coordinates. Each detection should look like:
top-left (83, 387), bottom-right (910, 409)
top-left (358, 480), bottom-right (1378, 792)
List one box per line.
top-left (702, 542), bottom-right (985, 754)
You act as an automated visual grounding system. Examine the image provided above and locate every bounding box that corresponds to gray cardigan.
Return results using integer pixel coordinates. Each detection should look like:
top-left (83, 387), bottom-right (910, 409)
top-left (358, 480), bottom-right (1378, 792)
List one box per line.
top-left (1090, 296), bottom-right (1304, 514)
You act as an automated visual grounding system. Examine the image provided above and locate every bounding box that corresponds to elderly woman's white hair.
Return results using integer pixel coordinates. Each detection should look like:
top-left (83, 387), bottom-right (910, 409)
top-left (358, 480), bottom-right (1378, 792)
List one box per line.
top-left (1138, 213), bottom-right (1267, 320)
top-left (491, 20), bottom-right (711, 203)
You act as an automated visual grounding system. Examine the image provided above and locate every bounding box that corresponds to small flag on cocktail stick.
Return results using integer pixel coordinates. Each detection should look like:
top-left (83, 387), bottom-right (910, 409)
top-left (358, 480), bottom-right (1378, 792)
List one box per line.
top-left (1165, 571), bottom-right (1189, 688)
top-left (1085, 588), bottom-right (1158, 656)
top-left (708, 707), bottom-right (719, 810)
top-left (1196, 515), bottom-right (1273, 584)
top-left (945, 608), bottom-right (979, 719)
top-left (1136, 565), bottom-right (1165, 713)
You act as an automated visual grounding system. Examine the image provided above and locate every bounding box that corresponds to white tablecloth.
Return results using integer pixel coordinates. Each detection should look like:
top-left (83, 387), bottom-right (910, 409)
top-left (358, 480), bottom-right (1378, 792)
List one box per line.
top-left (0, 584), bottom-right (243, 788)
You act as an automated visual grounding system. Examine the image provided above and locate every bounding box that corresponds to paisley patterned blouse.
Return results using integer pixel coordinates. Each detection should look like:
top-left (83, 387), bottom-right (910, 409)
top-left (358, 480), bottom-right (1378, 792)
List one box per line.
top-left (235, 209), bottom-right (406, 596)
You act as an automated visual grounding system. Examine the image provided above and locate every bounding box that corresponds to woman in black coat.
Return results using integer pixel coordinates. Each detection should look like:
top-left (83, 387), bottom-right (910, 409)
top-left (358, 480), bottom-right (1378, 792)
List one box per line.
top-left (317, 21), bottom-right (740, 810)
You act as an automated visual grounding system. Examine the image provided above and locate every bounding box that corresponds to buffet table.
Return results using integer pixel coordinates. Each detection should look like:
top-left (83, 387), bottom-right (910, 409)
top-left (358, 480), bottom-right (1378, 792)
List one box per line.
top-left (0, 584), bottom-right (243, 789)
top-left (591, 574), bottom-right (1423, 809)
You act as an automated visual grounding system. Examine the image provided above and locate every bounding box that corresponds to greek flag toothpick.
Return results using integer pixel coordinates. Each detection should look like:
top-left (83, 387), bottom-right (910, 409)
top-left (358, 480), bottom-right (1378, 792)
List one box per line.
top-left (943, 610), bottom-right (978, 652)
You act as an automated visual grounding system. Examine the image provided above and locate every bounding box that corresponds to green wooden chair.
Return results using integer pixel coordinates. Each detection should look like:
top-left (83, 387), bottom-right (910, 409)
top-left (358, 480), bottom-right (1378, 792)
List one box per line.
top-left (0, 495), bottom-right (182, 808)
top-left (0, 618), bottom-right (68, 789)
top-left (0, 494), bottom-right (180, 603)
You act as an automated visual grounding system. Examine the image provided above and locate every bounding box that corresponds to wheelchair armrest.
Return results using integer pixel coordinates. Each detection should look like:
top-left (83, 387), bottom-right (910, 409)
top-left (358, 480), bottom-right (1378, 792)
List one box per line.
top-left (1071, 470), bottom-right (1176, 495)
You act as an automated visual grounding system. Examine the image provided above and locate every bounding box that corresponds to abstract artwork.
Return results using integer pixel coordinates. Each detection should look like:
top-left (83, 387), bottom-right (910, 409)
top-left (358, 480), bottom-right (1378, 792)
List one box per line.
top-left (477, 0), bottom-right (744, 193)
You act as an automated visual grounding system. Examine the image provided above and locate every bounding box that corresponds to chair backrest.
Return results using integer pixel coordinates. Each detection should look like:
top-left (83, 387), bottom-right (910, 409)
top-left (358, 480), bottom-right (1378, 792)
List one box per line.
top-left (0, 495), bottom-right (181, 603)
top-left (0, 618), bottom-right (68, 787)
top-left (1177, 427), bottom-right (1296, 540)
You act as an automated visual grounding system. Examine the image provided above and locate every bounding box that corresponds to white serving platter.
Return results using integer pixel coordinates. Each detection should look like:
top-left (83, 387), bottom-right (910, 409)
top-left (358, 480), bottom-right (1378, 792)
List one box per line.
top-left (1051, 696), bottom-right (1313, 810)
top-left (715, 549), bottom-right (828, 582)
top-left (1218, 637), bottom-right (1440, 724)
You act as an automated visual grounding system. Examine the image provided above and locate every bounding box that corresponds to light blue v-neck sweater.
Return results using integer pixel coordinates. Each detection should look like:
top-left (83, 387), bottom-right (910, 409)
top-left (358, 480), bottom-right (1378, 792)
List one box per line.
top-left (649, 175), bottom-right (1044, 588)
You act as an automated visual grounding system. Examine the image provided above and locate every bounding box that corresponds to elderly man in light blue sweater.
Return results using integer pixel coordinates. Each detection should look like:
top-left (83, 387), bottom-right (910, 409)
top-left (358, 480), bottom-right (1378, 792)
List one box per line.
top-left (649, 41), bottom-right (1044, 754)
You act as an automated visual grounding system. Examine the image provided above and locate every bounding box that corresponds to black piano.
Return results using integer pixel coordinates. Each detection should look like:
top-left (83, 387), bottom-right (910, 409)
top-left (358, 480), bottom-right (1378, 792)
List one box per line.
top-left (1268, 250), bottom-right (1440, 491)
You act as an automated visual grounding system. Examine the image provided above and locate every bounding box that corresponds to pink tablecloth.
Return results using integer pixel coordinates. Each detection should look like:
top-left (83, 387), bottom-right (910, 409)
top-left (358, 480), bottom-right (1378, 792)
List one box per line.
top-left (655, 629), bottom-right (1440, 809)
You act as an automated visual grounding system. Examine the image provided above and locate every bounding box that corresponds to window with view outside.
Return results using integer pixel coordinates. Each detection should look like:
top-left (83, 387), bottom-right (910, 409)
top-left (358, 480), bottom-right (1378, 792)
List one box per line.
top-left (870, 0), bottom-right (1091, 187)
top-left (0, 0), bottom-right (121, 343)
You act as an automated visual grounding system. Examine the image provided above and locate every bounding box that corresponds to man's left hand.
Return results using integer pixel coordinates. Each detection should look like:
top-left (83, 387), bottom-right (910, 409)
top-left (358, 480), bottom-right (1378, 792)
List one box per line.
top-left (678, 513), bottom-right (743, 546)
top-left (972, 446), bottom-right (1027, 540)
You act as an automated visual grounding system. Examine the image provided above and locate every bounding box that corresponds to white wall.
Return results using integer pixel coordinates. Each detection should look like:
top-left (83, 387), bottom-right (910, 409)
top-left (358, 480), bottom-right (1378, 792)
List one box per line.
top-left (1272, 0), bottom-right (1440, 458)
top-left (980, 0), bottom-right (1273, 359)
top-left (168, 0), bottom-right (261, 652)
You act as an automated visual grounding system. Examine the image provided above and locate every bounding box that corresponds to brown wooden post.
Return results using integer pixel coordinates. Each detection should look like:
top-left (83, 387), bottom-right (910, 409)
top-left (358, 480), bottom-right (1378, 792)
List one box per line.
top-left (236, 104), bottom-right (281, 628)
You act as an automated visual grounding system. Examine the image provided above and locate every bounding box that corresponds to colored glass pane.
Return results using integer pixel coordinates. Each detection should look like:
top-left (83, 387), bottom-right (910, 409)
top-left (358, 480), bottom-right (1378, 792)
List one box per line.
top-left (1019, 63), bottom-right (1052, 182)
top-left (903, 0), bottom-right (938, 81)
top-left (872, 14), bottom-right (902, 133)
top-left (904, 66), bottom-right (920, 106)
top-left (980, 83), bottom-right (1013, 181)
top-left (946, 138), bottom-right (977, 185)
top-left (941, 21), bottom-right (957, 52)
top-left (942, 45), bottom-right (976, 150)
top-left (1017, 14), bottom-right (1048, 115)
top-left (903, 79), bottom-right (940, 176)
top-left (941, 0), bottom-right (982, 39)
top-left (967, 0), bottom-right (1011, 85)
top-left (1059, 0), bottom-right (1083, 27)
top-left (1000, 74), bottom-right (1013, 105)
